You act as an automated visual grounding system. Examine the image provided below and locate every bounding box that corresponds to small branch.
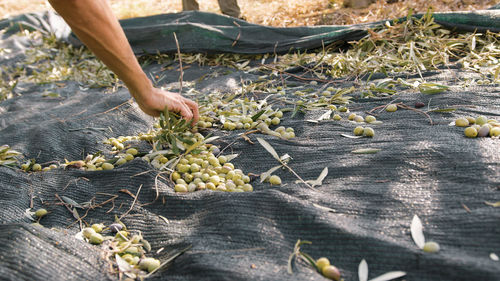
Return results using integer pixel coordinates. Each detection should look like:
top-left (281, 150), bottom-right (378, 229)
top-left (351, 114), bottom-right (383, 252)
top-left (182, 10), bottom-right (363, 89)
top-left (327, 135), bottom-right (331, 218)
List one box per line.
top-left (173, 32), bottom-right (183, 95)
top-left (260, 64), bottom-right (333, 83)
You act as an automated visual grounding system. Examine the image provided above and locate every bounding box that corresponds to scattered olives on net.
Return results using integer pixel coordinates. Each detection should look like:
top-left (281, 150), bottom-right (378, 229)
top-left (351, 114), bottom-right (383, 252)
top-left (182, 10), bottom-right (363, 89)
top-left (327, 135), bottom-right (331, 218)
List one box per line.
top-left (423, 241), bottom-right (440, 253)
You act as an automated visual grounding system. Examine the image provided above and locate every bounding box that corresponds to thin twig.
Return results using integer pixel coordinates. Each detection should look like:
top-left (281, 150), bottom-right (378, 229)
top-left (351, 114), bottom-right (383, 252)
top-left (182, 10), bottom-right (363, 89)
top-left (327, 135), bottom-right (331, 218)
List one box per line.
top-left (173, 32), bottom-right (183, 95)
top-left (260, 64), bottom-right (332, 83)
top-left (119, 184), bottom-right (142, 220)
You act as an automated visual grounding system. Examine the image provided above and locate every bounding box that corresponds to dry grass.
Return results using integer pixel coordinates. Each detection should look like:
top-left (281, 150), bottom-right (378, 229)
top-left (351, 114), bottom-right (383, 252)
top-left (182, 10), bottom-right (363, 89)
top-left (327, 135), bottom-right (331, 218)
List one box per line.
top-left (1, 0), bottom-right (497, 27)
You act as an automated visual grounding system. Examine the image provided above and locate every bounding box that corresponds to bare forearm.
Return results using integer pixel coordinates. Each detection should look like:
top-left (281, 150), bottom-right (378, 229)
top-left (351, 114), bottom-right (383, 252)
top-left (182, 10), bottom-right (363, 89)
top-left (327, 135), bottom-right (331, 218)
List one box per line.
top-left (48, 0), bottom-right (199, 121)
top-left (48, 0), bottom-right (151, 97)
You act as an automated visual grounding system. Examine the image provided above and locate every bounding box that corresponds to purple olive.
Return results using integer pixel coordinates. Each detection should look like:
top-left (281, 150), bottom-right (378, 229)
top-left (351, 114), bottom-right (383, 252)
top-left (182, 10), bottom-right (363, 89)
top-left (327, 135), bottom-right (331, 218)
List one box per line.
top-left (109, 223), bottom-right (123, 233)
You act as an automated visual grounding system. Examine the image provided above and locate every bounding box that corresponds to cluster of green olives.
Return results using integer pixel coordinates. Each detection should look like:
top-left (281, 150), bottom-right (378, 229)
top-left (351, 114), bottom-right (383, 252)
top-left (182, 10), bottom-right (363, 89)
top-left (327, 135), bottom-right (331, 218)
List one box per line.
top-left (82, 222), bottom-right (160, 273)
top-left (455, 116), bottom-right (500, 138)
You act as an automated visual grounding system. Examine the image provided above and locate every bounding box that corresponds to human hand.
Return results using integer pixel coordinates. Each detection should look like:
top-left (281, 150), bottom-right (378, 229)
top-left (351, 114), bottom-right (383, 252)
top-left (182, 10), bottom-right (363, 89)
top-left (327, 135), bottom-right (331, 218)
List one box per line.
top-left (134, 87), bottom-right (199, 123)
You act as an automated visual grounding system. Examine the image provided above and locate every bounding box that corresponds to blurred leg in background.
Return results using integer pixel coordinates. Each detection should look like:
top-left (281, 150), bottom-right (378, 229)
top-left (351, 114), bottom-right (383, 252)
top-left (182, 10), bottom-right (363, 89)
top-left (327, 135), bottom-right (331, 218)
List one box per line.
top-left (217, 0), bottom-right (241, 18)
top-left (182, 0), bottom-right (199, 11)
top-left (182, 0), bottom-right (241, 18)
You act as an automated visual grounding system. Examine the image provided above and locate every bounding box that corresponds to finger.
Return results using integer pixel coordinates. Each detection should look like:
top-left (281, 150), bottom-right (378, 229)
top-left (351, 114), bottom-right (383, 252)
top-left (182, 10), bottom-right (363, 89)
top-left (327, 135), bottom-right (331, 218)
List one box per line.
top-left (184, 99), bottom-right (199, 123)
top-left (178, 103), bottom-right (193, 121)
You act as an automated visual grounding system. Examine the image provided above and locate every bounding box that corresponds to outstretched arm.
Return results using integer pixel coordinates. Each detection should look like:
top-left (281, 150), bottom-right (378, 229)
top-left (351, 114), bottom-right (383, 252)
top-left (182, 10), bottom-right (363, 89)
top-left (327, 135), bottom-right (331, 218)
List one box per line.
top-left (48, 0), bottom-right (199, 122)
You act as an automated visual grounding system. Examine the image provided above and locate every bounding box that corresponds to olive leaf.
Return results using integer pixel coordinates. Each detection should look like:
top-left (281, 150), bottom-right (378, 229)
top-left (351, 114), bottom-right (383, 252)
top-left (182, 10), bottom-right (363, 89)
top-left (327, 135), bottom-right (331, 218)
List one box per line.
top-left (251, 110), bottom-right (265, 121)
top-left (427, 108), bottom-right (456, 113)
top-left (203, 136), bottom-right (220, 144)
top-left (225, 154), bottom-right (240, 162)
top-left (260, 165), bottom-right (282, 183)
top-left (411, 214), bottom-right (425, 249)
top-left (359, 259), bottom-right (368, 281)
top-left (305, 167), bottom-right (328, 188)
top-left (418, 82), bottom-right (449, 94)
top-left (257, 137), bottom-right (280, 161)
top-left (352, 148), bottom-right (381, 154)
top-left (369, 271), bottom-right (406, 281)
top-left (341, 134), bottom-right (363, 139)
top-left (312, 203), bottom-right (336, 213)
top-left (485, 201), bottom-right (500, 207)
top-left (61, 195), bottom-right (84, 209)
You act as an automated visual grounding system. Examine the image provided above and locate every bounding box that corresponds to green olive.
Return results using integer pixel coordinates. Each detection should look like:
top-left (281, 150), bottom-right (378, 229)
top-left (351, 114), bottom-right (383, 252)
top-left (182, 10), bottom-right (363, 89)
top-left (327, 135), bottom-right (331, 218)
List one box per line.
top-left (34, 208), bottom-right (48, 218)
top-left (365, 115), bottom-right (376, 123)
top-left (115, 158), bottom-right (127, 166)
top-left (353, 115), bottom-right (364, 123)
top-left (316, 257), bottom-right (330, 272)
top-left (175, 184), bottom-right (188, 193)
top-left (348, 113), bottom-right (356, 121)
top-left (322, 265), bottom-right (341, 280)
top-left (464, 126), bottom-right (478, 138)
top-left (32, 164), bottom-right (42, 171)
top-left (101, 163), bottom-right (114, 170)
top-left (91, 223), bottom-right (105, 233)
top-left (455, 118), bottom-right (469, 127)
top-left (385, 104), bottom-right (398, 112)
top-left (269, 175), bottom-right (281, 185)
top-left (465, 116), bottom-right (475, 124)
top-left (423, 241), bottom-right (440, 253)
top-left (363, 127), bottom-right (375, 137)
top-left (490, 127), bottom-right (500, 137)
top-left (353, 126), bottom-right (364, 136)
top-left (89, 233), bottom-right (104, 245)
top-left (139, 257), bottom-right (161, 273)
top-left (333, 114), bottom-right (341, 121)
top-left (476, 115), bottom-right (488, 126)
top-left (126, 148), bottom-right (138, 156)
